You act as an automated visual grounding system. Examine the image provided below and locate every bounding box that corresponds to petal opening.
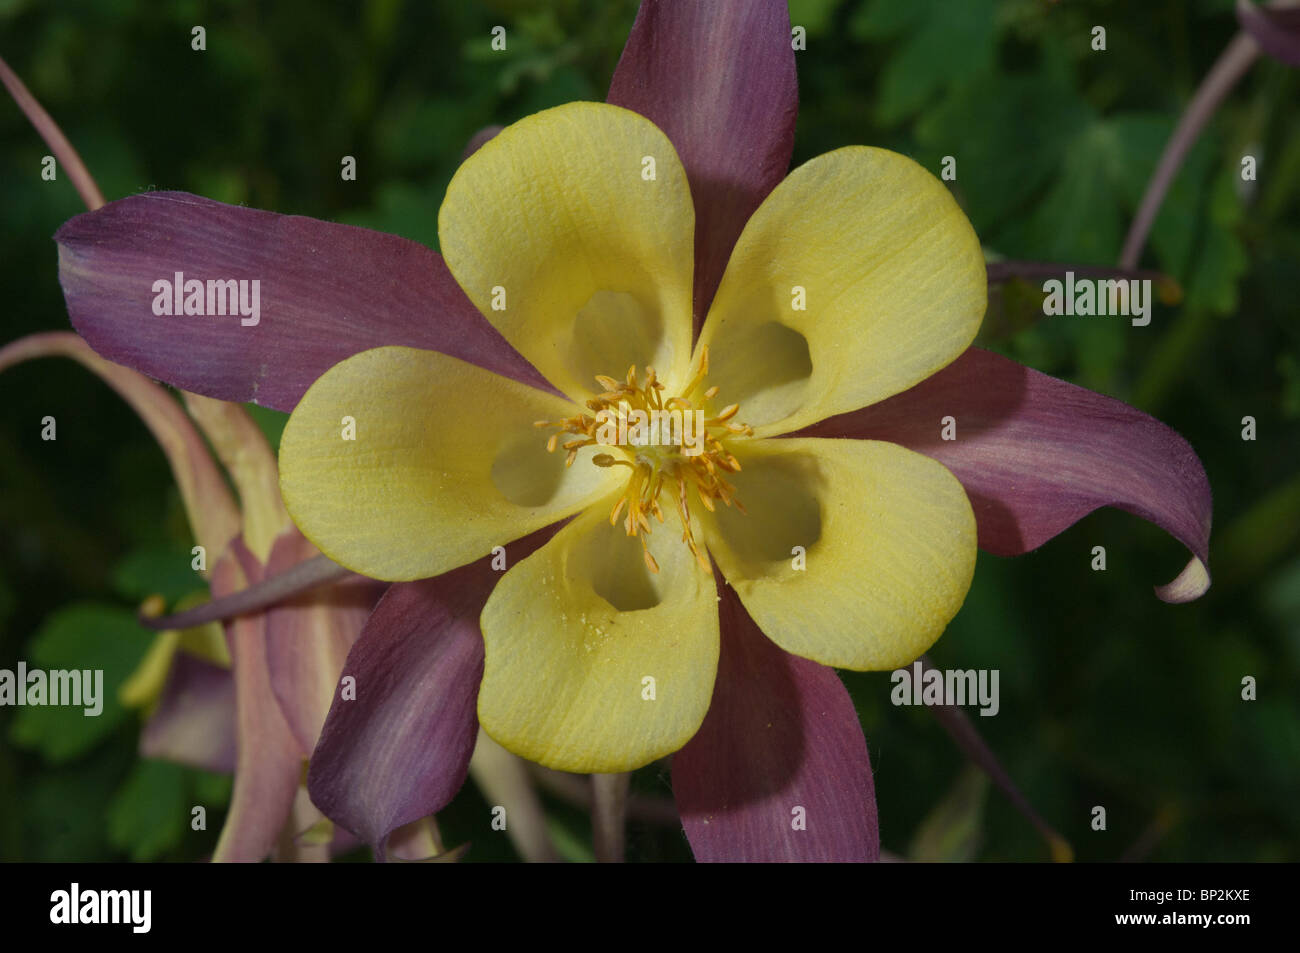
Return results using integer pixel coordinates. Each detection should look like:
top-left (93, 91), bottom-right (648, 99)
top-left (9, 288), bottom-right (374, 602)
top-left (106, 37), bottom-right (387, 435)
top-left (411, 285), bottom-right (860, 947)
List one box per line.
top-left (439, 102), bottom-right (696, 402)
top-left (796, 347), bottom-right (1213, 602)
top-left (698, 147), bottom-right (986, 436)
top-left (279, 347), bottom-right (618, 581)
top-left (704, 437), bottom-right (976, 670)
top-left (478, 504), bottom-right (720, 772)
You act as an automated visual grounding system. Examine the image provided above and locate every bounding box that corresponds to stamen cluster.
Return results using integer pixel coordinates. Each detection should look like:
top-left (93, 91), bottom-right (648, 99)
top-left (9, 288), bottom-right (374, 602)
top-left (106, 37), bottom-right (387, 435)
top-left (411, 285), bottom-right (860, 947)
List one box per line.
top-left (535, 348), bottom-right (753, 573)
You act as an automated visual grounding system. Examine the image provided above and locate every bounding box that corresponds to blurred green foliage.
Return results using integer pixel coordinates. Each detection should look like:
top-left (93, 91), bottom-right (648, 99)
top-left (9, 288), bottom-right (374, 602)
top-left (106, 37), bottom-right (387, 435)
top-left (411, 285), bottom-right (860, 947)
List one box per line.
top-left (1, 0), bottom-right (1297, 861)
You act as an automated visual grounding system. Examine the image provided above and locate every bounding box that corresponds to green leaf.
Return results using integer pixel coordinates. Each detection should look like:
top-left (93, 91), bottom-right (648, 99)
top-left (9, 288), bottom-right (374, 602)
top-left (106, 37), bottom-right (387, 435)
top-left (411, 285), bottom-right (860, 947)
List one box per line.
top-left (849, 0), bottom-right (927, 39)
top-left (546, 816), bottom-right (596, 863)
top-left (21, 749), bottom-right (133, 862)
top-left (916, 69), bottom-right (1092, 233)
top-left (1085, 112), bottom-right (1246, 314)
top-left (1278, 353), bottom-right (1300, 419)
top-left (909, 767), bottom-right (989, 862)
top-left (243, 403), bottom-right (289, 455)
top-left (376, 96), bottom-right (488, 171)
top-left (1108, 113), bottom-right (1214, 275)
top-left (788, 0), bottom-right (840, 36)
top-left (191, 768), bottom-right (234, 809)
top-left (1183, 168), bottom-right (1249, 315)
top-left (112, 544), bottom-right (207, 604)
top-left (998, 120), bottom-right (1125, 263)
top-left (9, 604), bottom-right (154, 763)
top-left (107, 759), bottom-right (189, 861)
top-left (339, 180), bottom-right (444, 249)
top-left (853, 0), bottom-right (999, 125)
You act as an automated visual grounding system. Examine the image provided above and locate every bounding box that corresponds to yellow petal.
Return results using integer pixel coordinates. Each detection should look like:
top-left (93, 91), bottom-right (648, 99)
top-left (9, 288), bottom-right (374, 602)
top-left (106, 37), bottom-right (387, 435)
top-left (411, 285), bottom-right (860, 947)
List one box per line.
top-left (696, 147), bottom-right (986, 436)
top-left (120, 591), bottom-right (229, 709)
top-left (439, 102), bottom-right (695, 402)
top-left (279, 347), bottom-right (618, 581)
top-left (478, 502), bottom-right (719, 773)
top-left (176, 616), bottom-right (231, 667)
top-left (119, 630), bottom-right (181, 709)
top-left (703, 437), bottom-right (976, 670)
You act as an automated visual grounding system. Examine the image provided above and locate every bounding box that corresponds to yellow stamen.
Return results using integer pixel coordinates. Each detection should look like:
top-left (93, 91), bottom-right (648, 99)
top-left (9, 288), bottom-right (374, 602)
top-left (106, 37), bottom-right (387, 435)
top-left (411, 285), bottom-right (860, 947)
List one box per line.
top-left (534, 348), bottom-right (752, 574)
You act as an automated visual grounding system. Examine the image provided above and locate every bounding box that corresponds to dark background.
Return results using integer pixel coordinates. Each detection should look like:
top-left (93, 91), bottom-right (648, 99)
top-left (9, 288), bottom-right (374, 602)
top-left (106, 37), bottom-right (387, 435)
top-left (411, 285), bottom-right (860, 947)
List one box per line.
top-left (1, 0), bottom-right (1297, 861)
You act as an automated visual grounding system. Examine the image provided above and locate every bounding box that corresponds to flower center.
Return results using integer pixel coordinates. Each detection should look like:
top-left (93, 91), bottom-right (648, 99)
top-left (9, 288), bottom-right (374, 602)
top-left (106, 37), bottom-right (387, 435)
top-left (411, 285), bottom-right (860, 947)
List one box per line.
top-left (536, 347), bottom-right (752, 574)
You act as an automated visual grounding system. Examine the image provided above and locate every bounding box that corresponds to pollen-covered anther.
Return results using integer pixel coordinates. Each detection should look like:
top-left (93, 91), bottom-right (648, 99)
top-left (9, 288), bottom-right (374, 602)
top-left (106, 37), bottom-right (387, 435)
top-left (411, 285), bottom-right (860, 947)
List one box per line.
top-left (535, 347), bottom-right (752, 573)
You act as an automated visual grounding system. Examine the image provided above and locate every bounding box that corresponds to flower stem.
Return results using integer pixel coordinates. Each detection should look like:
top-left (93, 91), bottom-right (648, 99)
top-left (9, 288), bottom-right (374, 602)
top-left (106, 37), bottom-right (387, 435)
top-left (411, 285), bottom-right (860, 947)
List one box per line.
top-left (1119, 32), bottom-right (1260, 269)
top-left (530, 765), bottom-right (680, 825)
top-left (591, 772), bottom-right (631, 863)
top-left (388, 815), bottom-right (447, 861)
top-left (139, 554), bottom-right (355, 629)
top-left (469, 730), bottom-right (561, 863)
top-left (921, 655), bottom-right (1072, 862)
top-left (1117, 806), bottom-right (1180, 863)
top-left (0, 53), bottom-right (106, 211)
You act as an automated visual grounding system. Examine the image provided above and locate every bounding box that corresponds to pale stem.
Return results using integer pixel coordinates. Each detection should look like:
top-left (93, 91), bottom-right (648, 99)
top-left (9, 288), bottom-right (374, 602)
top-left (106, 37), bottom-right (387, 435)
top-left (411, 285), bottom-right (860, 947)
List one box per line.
top-left (591, 772), bottom-right (631, 863)
top-left (387, 815), bottom-right (447, 861)
top-left (530, 764), bottom-right (680, 826)
top-left (469, 730), bottom-right (561, 863)
top-left (0, 53), bottom-right (106, 211)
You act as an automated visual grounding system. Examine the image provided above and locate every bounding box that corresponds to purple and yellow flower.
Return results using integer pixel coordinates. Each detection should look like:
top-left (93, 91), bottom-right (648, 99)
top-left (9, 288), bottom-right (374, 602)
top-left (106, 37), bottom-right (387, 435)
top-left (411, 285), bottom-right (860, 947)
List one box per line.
top-left (45, 1), bottom-right (1211, 861)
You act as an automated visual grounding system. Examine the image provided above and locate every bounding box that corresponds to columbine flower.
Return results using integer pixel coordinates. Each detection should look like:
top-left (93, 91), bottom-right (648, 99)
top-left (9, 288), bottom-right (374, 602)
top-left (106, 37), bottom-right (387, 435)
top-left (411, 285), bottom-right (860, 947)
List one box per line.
top-left (47, 1), bottom-right (1211, 861)
top-left (281, 97), bottom-right (985, 778)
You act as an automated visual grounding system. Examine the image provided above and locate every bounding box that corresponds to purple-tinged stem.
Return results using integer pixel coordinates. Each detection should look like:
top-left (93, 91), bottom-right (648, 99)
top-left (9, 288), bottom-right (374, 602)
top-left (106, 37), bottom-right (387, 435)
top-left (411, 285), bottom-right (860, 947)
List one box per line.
top-left (591, 772), bottom-right (630, 863)
top-left (0, 53), bottom-right (106, 212)
top-left (530, 765), bottom-right (680, 826)
top-left (1118, 806), bottom-right (1180, 863)
top-left (141, 554), bottom-right (355, 630)
top-left (1119, 32), bottom-right (1260, 269)
top-left (921, 656), bottom-right (1072, 862)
